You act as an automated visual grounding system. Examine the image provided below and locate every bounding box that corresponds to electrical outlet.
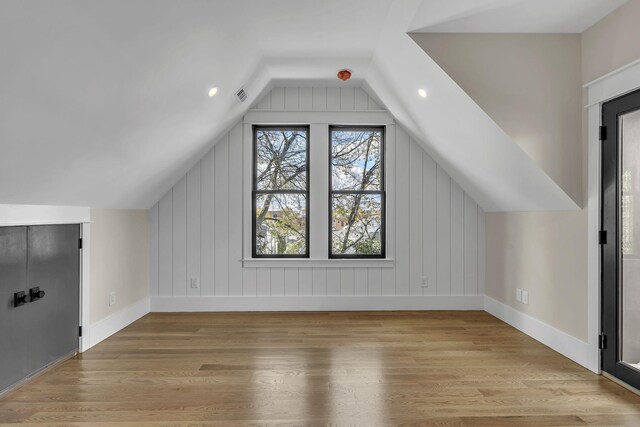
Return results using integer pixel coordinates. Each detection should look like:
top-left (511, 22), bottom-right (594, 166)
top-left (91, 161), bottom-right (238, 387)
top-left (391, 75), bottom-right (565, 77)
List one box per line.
top-left (516, 288), bottom-right (522, 302)
top-left (109, 292), bottom-right (116, 306)
top-left (190, 277), bottom-right (200, 289)
top-left (421, 276), bottom-right (429, 287)
top-left (522, 290), bottom-right (529, 305)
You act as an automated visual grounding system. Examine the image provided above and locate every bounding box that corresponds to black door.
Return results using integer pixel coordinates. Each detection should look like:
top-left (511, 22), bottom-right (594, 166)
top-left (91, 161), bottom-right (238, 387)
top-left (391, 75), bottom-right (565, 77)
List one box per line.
top-left (26, 225), bottom-right (81, 373)
top-left (602, 88), bottom-right (640, 389)
top-left (0, 225), bottom-right (80, 393)
top-left (0, 227), bottom-right (31, 392)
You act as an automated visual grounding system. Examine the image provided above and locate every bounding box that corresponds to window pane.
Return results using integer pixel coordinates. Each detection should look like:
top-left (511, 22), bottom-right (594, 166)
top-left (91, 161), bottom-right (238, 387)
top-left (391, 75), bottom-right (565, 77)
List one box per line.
top-left (331, 193), bottom-right (382, 255)
top-left (331, 129), bottom-right (382, 191)
top-left (255, 193), bottom-right (307, 255)
top-left (256, 128), bottom-right (307, 191)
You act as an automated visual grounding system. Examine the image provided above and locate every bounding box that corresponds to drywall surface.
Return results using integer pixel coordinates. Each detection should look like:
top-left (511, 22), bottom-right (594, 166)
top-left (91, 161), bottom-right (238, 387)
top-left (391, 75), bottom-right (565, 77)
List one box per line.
top-left (412, 33), bottom-right (582, 205)
top-left (413, 33), bottom-right (588, 340)
top-left (582, 0), bottom-right (640, 84)
top-left (486, 211), bottom-right (588, 340)
top-left (90, 209), bottom-right (149, 323)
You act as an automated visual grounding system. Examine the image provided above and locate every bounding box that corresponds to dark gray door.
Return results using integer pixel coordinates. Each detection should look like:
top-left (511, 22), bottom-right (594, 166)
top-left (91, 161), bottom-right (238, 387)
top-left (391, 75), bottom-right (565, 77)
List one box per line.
top-left (0, 225), bottom-right (80, 393)
top-left (26, 225), bottom-right (80, 374)
top-left (0, 227), bottom-right (30, 392)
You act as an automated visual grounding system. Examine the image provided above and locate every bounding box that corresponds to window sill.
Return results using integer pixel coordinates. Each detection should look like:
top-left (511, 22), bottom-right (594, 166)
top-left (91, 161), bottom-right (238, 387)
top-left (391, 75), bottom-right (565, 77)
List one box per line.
top-left (241, 258), bottom-right (395, 269)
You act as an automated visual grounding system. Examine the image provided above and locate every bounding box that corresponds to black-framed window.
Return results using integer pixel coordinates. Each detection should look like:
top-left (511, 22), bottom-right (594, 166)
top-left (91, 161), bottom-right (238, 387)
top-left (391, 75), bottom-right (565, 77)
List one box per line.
top-left (329, 126), bottom-right (385, 258)
top-left (252, 126), bottom-right (309, 258)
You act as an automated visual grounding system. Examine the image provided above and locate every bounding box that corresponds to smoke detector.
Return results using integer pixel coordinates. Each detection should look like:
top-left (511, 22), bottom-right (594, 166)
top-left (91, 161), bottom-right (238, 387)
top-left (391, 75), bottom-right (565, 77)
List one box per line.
top-left (337, 69), bottom-right (352, 81)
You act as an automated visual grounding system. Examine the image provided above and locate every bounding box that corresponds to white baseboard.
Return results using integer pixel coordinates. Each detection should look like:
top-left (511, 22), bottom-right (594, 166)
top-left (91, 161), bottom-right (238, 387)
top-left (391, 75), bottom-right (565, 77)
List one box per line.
top-left (484, 296), bottom-right (598, 373)
top-left (82, 295), bottom-right (598, 374)
top-left (151, 295), bottom-right (485, 312)
top-left (81, 298), bottom-right (150, 352)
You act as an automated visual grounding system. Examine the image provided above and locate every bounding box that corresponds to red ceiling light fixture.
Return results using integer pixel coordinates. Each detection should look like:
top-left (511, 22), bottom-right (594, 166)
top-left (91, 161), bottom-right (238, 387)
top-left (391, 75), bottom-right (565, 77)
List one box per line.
top-left (337, 69), bottom-right (352, 81)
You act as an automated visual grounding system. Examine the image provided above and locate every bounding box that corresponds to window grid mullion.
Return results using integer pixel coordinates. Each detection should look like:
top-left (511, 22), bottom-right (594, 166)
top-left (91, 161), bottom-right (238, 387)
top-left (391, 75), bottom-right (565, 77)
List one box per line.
top-left (330, 190), bottom-right (384, 195)
top-left (253, 190), bottom-right (307, 195)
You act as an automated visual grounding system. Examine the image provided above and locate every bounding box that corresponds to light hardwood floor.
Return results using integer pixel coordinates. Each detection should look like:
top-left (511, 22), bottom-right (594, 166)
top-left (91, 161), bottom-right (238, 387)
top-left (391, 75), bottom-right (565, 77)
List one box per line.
top-left (1, 311), bottom-right (640, 426)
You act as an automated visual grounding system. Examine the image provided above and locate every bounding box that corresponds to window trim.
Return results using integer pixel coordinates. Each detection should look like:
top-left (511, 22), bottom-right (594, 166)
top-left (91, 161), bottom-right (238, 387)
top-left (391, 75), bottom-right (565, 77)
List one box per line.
top-left (252, 125), bottom-right (310, 258)
top-left (328, 125), bottom-right (386, 259)
top-left (241, 112), bottom-right (396, 268)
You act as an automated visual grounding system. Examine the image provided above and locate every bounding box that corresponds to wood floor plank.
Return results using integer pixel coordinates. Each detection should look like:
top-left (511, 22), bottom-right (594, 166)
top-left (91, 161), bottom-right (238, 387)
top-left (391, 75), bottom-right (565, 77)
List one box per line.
top-left (1, 311), bottom-right (639, 425)
top-left (460, 415), bottom-right (587, 426)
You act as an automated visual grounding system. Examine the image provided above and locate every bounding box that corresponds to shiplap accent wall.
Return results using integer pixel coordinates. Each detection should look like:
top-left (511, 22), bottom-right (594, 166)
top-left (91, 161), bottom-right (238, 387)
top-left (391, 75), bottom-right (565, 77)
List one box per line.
top-left (149, 86), bottom-right (485, 308)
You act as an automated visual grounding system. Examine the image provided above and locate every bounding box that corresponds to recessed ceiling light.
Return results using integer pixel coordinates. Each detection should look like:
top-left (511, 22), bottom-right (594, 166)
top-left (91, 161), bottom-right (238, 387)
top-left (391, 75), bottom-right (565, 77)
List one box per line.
top-left (208, 87), bottom-right (218, 97)
top-left (418, 88), bottom-right (427, 98)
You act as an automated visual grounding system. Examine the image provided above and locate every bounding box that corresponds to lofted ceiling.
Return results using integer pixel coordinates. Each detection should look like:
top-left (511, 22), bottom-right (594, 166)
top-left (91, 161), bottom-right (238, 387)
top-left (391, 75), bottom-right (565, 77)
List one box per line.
top-left (0, 0), bottom-right (624, 211)
top-left (410, 0), bottom-right (627, 33)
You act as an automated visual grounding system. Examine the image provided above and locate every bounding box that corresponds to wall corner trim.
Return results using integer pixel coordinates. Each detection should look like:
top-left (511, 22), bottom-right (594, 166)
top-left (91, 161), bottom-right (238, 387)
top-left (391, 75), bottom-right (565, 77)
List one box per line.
top-left (484, 296), bottom-right (598, 373)
top-left (81, 298), bottom-right (150, 352)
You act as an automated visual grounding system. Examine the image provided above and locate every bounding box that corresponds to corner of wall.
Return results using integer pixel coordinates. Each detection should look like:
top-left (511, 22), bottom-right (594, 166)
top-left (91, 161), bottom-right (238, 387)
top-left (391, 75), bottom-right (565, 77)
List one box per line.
top-left (484, 296), bottom-right (598, 373)
top-left (83, 208), bottom-right (151, 352)
top-left (82, 298), bottom-right (149, 352)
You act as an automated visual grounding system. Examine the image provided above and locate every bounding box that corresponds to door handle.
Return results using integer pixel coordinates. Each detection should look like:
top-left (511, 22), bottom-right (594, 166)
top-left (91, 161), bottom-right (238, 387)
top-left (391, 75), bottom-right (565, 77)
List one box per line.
top-left (13, 291), bottom-right (29, 307)
top-left (29, 287), bottom-right (45, 302)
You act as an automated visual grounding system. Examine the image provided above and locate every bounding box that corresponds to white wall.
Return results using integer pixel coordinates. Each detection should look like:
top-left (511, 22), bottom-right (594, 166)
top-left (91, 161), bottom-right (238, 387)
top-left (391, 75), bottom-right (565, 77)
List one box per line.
top-left (80, 209), bottom-right (150, 351)
top-left (412, 34), bottom-right (587, 341)
top-left (89, 209), bottom-right (149, 323)
top-left (582, 0), bottom-right (640, 85)
top-left (149, 86), bottom-right (486, 309)
top-left (411, 33), bottom-right (583, 206)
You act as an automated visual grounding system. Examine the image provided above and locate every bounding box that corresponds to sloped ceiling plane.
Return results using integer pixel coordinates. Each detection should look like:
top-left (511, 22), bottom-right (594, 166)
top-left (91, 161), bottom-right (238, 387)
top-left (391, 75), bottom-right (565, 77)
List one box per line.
top-left (0, 0), bottom-right (626, 211)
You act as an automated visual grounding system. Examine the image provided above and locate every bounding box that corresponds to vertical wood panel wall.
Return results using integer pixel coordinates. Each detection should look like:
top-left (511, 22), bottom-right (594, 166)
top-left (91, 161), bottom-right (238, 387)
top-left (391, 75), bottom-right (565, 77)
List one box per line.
top-left (149, 86), bottom-right (485, 299)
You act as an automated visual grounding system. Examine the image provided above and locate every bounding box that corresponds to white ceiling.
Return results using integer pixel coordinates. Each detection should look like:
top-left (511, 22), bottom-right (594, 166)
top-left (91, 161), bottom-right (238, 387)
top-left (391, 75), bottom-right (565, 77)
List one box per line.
top-left (410, 0), bottom-right (627, 33)
top-left (0, 0), bottom-right (624, 210)
top-left (0, 0), bottom-right (389, 208)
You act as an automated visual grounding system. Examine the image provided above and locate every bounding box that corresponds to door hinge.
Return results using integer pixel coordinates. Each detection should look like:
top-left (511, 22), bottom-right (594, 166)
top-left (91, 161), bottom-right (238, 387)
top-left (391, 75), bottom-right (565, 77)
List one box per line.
top-left (600, 125), bottom-right (607, 141)
top-left (599, 333), bottom-right (607, 350)
top-left (78, 238), bottom-right (83, 249)
top-left (79, 326), bottom-right (83, 337)
top-left (599, 230), bottom-right (607, 245)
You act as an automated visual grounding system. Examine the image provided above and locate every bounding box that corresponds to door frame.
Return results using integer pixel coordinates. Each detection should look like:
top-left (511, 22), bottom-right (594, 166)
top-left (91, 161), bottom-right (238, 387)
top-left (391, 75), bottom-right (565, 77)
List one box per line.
top-left (601, 88), bottom-right (640, 388)
top-left (586, 58), bottom-right (640, 375)
top-left (80, 222), bottom-right (91, 352)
